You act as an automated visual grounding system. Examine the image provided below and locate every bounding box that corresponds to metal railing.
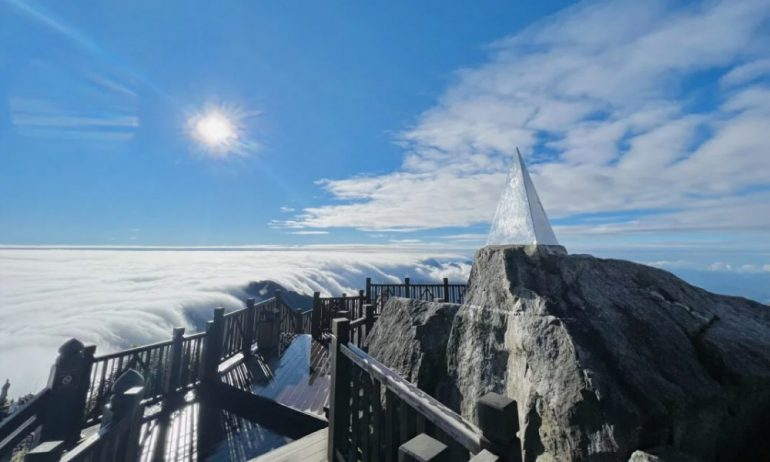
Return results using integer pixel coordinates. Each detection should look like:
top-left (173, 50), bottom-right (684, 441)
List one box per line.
top-left (311, 277), bottom-right (468, 341)
top-left (85, 339), bottom-right (174, 425)
top-left (367, 277), bottom-right (468, 314)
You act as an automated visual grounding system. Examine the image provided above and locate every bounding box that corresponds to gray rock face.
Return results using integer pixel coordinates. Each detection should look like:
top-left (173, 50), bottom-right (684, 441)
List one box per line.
top-left (365, 298), bottom-right (460, 395)
top-left (628, 447), bottom-right (698, 462)
top-left (366, 245), bottom-right (770, 462)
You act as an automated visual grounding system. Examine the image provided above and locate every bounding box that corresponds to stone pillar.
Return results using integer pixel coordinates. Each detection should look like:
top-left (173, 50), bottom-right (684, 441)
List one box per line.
top-left (39, 338), bottom-right (95, 447)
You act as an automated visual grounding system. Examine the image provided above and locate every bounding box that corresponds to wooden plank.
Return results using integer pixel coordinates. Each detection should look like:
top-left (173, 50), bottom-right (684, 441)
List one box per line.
top-left (349, 367), bottom-right (360, 461)
top-left (0, 388), bottom-right (48, 443)
top-left (416, 413), bottom-right (426, 435)
top-left (384, 389), bottom-right (395, 462)
top-left (205, 382), bottom-right (326, 440)
top-left (370, 379), bottom-right (382, 462)
top-left (0, 416), bottom-right (39, 459)
top-left (398, 397), bottom-right (409, 446)
top-left (361, 373), bottom-right (371, 461)
top-left (248, 428), bottom-right (328, 462)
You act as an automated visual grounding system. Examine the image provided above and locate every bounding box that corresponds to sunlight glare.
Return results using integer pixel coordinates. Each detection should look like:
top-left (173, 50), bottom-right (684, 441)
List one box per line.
top-left (194, 111), bottom-right (237, 147)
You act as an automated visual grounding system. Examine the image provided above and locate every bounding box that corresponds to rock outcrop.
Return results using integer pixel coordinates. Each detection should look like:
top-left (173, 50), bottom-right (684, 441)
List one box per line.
top-left (366, 245), bottom-right (770, 462)
top-left (365, 298), bottom-right (460, 396)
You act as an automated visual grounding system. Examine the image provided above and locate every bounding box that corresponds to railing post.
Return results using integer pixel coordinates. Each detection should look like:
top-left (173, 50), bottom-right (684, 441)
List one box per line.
top-left (477, 393), bottom-right (521, 462)
top-left (201, 308), bottom-right (225, 385)
top-left (243, 299), bottom-right (257, 355)
top-left (39, 338), bottom-right (95, 447)
top-left (165, 327), bottom-right (185, 396)
top-left (404, 277), bottom-right (411, 298)
top-left (358, 290), bottom-right (365, 318)
top-left (149, 328), bottom-right (184, 462)
top-left (399, 433), bottom-right (449, 462)
top-left (327, 318), bottom-right (350, 462)
top-left (198, 309), bottom-right (224, 457)
top-left (256, 303), bottom-right (280, 353)
top-left (294, 309), bottom-right (304, 334)
top-left (364, 304), bottom-right (375, 340)
top-left (442, 278), bottom-right (450, 303)
top-left (311, 292), bottom-right (322, 340)
top-left (365, 277), bottom-right (372, 304)
top-left (99, 369), bottom-right (145, 462)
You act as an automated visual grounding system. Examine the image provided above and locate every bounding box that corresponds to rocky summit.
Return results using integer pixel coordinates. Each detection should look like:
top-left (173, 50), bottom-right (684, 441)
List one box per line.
top-left (365, 245), bottom-right (770, 462)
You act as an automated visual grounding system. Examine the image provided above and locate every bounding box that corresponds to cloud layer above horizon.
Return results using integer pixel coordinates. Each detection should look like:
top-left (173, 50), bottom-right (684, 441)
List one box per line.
top-left (0, 247), bottom-right (470, 395)
top-left (282, 0), bottom-right (770, 237)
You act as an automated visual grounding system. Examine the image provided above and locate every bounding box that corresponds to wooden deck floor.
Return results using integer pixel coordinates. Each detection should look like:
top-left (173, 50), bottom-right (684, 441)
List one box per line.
top-left (222, 335), bottom-right (331, 417)
top-left (248, 428), bottom-right (327, 462)
top-left (124, 335), bottom-right (330, 461)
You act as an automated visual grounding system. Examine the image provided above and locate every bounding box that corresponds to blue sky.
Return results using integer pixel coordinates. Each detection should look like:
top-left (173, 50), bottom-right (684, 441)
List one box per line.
top-left (0, 0), bottom-right (563, 244)
top-left (1, 0), bottom-right (770, 279)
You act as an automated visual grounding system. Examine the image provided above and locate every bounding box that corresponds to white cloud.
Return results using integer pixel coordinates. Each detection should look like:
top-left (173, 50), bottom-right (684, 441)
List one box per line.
top-left (721, 59), bottom-right (770, 87)
top-left (280, 0), bottom-right (770, 235)
top-left (0, 247), bottom-right (470, 395)
top-left (708, 262), bottom-right (770, 273)
top-left (290, 230), bottom-right (329, 235)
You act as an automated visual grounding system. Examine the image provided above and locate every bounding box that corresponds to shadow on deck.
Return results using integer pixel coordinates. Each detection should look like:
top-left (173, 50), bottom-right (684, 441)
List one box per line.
top-left (132, 334), bottom-right (330, 461)
top-left (223, 335), bottom-right (331, 417)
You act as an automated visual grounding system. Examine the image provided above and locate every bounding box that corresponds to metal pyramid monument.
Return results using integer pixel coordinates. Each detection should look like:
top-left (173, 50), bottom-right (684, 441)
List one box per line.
top-left (487, 148), bottom-right (559, 246)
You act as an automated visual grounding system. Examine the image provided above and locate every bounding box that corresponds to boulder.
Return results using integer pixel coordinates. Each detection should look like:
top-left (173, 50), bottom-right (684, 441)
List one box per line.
top-left (365, 298), bottom-right (460, 396)
top-left (365, 245), bottom-right (770, 462)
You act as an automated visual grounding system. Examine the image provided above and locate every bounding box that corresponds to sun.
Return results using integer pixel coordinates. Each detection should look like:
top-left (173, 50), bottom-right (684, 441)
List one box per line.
top-left (193, 111), bottom-right (237, 147)
top-left (187, 104), bottom-right (259, 158)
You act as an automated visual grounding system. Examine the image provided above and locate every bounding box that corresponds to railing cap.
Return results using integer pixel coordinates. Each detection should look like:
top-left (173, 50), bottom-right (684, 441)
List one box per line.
top-left (469, 449), bottom-right (500, 462)
top-left (332, 317), bottom-right (350, 343)
top-left (477, 392), bottom-right (519, 441)
top-left (58, 338), bottom-right (85, 355)
top-left (399, 433), bottom-right (449, 461)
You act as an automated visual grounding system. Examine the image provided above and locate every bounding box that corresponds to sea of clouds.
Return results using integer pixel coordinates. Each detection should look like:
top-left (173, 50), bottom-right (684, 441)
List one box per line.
top-left (0, 247), bottom-right (471, 395)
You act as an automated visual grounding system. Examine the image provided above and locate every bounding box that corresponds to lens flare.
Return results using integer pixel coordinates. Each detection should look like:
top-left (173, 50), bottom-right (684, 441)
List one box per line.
top-left (195, 112), bottom-right (236, 147)
top-left (188, 105), bottom-right (252, 158)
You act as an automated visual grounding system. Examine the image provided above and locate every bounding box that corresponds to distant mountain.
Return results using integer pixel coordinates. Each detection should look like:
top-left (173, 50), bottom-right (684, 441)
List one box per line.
top-left (242, 280), bottom-right (314, 311)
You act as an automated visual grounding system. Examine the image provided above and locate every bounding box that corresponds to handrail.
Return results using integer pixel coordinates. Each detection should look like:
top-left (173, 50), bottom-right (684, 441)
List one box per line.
top-left (183, 331), bottom-right (206, 341)
top-left (0, 387), bottom-right (50, 441)
top-left (93, 338), bottom-right (175, 361)
top-left (0, 387), bottom-right (50, 458)
top-left (340, 342), bottom-right (486, 454)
